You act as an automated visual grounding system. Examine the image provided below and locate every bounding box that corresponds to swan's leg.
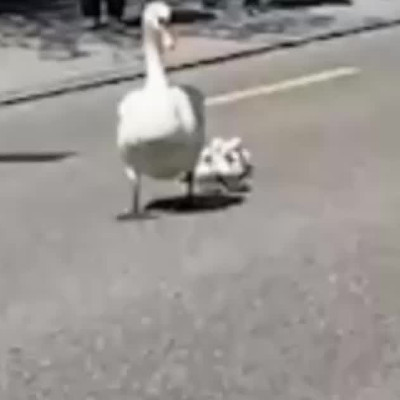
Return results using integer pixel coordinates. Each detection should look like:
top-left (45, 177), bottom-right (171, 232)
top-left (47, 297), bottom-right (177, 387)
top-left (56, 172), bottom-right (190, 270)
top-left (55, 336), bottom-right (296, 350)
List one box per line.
top-left (117, 167), bottom-right (145, 220)
top-left (185, 171), bottom-right (194, 199)
top-left (181, 171), bottom-right (197, 208)
top-left (131, 173), bottom-right (141, 215)
top-left (124, 167), bottom-right (140, 215)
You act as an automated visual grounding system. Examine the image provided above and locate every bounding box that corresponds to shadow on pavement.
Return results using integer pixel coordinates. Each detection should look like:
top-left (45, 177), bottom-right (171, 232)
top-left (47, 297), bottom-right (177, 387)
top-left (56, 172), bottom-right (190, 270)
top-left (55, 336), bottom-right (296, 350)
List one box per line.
top-left (0, 2), bottom-right (217, 59)
top-left (125, 7), bottom-right (216, 27)
top-left (115, 209), bottom-right (159, 222)
top-left (179, 0), bottom-right (352, 41)
top-left (0, 0), bottom-right (354, 58)
top-left (146, 193), bottom-right (244, 214)
top-left (273, 0), bottom-right (351, 6)
top-left (0, 0), bottom-right (84, 58)
top-left (189, 6), bottom-right (344, 40)
top-left (0, 151), bottom-right (77, 163)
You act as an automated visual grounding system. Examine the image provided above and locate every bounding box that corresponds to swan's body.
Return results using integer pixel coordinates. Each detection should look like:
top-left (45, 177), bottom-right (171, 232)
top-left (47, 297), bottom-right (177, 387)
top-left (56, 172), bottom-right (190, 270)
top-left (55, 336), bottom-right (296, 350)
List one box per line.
top-left (117, 1), bottom-right (205, 217)
top-left (118, 85), bottom-right (205, 179)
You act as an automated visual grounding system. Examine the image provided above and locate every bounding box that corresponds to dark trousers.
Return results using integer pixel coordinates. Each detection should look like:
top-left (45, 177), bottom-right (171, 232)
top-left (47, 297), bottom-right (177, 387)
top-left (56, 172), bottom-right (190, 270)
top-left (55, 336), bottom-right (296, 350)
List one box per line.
top-left (80, 0), bottom-right (126, 19)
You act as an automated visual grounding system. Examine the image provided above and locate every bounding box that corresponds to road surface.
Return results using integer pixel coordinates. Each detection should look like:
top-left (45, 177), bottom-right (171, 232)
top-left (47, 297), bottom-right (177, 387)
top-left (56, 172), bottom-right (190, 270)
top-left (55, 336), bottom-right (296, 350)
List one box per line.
top-left (1, 26), bottom-right (400, 399)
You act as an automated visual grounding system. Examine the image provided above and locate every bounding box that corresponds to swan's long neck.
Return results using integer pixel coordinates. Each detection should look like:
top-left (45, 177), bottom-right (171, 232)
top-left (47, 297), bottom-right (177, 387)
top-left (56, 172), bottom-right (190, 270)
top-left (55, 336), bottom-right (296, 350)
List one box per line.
top-left (143, 26), bottom-right (168, 89)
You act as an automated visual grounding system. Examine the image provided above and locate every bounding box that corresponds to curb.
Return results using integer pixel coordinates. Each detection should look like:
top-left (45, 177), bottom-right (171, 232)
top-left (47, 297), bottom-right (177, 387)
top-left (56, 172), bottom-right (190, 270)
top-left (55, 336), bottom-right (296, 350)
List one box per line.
top-left (1, 16), bottom-right (400, 107)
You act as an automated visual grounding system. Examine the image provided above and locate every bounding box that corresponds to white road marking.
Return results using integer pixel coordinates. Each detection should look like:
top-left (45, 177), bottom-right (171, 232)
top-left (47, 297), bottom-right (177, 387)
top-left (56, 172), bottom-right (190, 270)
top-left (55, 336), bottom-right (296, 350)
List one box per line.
top-left (206, 67), bottom-right (360, 107)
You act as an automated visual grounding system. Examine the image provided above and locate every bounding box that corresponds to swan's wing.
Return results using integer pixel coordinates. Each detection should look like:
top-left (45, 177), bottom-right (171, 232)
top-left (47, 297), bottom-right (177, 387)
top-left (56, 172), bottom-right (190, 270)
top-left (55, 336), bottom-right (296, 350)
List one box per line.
top-left (171, 85), bottom-right (205, 136)
top-left (117, 95), bottom-right (129, 118)
top-left (117, 90), bottom-right (141, 118)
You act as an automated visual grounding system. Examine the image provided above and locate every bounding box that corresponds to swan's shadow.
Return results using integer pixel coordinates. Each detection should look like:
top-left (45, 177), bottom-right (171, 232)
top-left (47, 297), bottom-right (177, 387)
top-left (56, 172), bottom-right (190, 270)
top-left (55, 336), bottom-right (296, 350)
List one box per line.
top-left (0, 151), bottom-right (76, 163)
top-left (145, 193), bottom-right (244, 214)
top-left (116, 209), bottom-right (158, 222)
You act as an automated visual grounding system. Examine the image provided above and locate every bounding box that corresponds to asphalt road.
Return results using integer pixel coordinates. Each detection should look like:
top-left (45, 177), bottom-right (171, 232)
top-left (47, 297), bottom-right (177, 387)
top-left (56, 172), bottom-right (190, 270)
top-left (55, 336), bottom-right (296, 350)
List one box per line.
top-left (1, 27), bottom-right (400, 400)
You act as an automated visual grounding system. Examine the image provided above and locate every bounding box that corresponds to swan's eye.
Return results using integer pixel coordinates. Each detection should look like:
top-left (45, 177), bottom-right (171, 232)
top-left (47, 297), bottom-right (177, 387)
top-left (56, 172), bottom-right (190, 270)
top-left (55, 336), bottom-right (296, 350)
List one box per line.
top-left (158, 16), bottom-right (170, 27)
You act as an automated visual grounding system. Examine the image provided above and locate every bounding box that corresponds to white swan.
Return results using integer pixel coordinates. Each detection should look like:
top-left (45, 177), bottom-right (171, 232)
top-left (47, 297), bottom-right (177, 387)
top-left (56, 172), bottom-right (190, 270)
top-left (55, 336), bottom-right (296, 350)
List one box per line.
top-left (117, 1), bottom-right (205, 218)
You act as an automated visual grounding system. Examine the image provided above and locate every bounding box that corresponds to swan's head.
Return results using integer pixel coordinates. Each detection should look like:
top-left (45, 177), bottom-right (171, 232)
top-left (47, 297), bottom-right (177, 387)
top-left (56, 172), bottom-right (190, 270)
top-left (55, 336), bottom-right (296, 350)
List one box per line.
top-left (143, 1), bottom-right (175, 51)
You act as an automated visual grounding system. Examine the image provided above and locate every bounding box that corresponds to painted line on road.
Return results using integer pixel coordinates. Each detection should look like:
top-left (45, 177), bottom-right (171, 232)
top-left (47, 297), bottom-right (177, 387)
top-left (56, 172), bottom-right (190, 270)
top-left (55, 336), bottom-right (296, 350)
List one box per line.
top-left (206, 67), bottom-right (360, 107)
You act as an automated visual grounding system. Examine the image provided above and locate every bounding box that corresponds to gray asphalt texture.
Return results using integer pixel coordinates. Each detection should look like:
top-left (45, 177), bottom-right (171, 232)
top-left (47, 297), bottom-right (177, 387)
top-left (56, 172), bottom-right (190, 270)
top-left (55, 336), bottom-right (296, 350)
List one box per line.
top-left (1, 27), bottom-right (400, 399)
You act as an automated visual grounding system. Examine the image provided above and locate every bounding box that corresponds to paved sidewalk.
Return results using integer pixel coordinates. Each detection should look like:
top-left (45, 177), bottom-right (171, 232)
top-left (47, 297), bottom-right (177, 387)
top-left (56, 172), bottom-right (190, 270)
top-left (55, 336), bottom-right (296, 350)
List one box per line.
top-left (1, 0), bottom-right (400, 105)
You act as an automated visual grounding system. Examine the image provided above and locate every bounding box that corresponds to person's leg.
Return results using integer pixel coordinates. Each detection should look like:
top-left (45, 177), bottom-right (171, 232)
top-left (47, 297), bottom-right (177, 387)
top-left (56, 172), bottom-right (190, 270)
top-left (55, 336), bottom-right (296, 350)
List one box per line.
top-left (106, 0), bottom-right (126, 31)
top-left (80, 0), bottom-right (101, 28)
top-left (106, 0), bottom-right (126, 20)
